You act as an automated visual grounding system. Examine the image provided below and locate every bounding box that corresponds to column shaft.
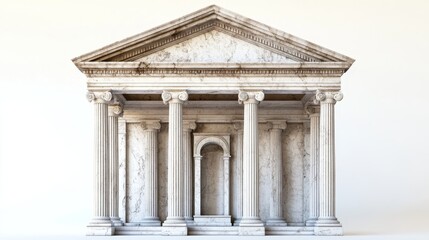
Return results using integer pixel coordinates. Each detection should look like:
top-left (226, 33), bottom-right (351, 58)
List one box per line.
top-left (233, 123), bottom-right (243, 226)
top-left (86, 91), bottom-right (113, 235)
top-left (238, 91), bottom-right (264, 229)
top-left (183, 121), bottom-right (196, 224)
top-left (306, 110), bottom-right (320, 226)
top-left (142, 121), bottom-right (161, 225)
top-left (266, 121), bottom-right (287, 226)
top-left (108, 105), bottom-right (123, 226)
top-left (162, 91), bottom-right (188, 233)
top-left (315, 91), bottom-right (342, 227)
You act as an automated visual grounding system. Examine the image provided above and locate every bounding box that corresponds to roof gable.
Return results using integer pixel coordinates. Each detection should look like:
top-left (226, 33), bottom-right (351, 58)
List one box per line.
top-left (72, 5), bottom-right (354, 65)
top-left (138, 30), bottom-right (297, 63)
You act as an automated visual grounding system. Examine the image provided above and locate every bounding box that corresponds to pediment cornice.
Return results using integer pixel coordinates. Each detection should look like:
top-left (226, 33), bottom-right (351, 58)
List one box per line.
top-left (75, 62), bottom-right (349, 77)
top-left (72, 5), bottom-right (354, 67)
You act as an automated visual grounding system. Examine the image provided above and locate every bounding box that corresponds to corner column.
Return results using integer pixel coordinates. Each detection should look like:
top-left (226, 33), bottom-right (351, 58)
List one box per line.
top-left (238, 90), bottom-right (265, 236)
top-left (266, 121), bottom-right (287, 226)
top-left (183, 121), bottom-right (197, 225)
top-left (161, 90), bottom-right (188, 236)
top-left (86, 91), bottom-right (114, 236)
top-left (141, 120), bottom-right (162, 226)
top-left (108, 104), bottom-right (123, 227)
top-left (305, 106), bottom-right (320, 226)
top-left (314, 90), bottom-right (343, 236)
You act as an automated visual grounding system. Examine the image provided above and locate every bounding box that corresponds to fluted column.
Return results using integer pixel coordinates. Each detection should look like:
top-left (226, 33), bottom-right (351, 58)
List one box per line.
top-left (314, 90), bottom-right (342, 234)
top-left (141, 120), bottom-right (162, 226)
top-left (183, 121), bottom-right (197, 224)
top-left (162, 90), bottom-right (188, 235)
top-left (266, 121), bottom-right (287, 226)
top-left (108, 104), bottom-right (123, 227)
top-left (86, 91), bottom-right (114, 236)
top-left (305, 106), bottom-right (320, 226)
top-left (238, 90), bottom-right (265, 235)
top-left (233, 122), bottom-right (243, 226)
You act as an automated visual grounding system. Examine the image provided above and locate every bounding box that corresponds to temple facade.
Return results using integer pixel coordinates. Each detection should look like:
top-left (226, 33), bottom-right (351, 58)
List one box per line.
top-left (73, 5), bottom-right (354, 236)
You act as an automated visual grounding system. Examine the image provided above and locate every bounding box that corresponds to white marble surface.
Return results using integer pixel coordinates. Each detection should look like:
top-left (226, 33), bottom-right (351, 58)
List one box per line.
top-left (282, 123), bottom-right (305, 224)
top-left (201, 144), bottom-right (225, 215)
top-left (126, 123), bottom-right (145, 223)
top-left (138, 30), bottom-right (296, 63)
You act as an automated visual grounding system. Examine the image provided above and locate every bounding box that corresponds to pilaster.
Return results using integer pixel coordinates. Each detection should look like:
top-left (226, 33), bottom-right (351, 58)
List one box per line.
top-left (161, 90), bottom-right (188, 236)
top-left (183, 121), bottom-right (197, 225)
top-left (233, 122), bottom-right (243, 226)
top-left (305, 105), bottom-right (320, 227)
top-left (238, 90), bottom-right (265, 236)
top-left (108, 104), bottom-right (123, 227)
top-left (314, 90), bottom-right (343, 236)
top-left (86, 91), bottom-right (114, 236)
top-left (265, 121), bottom-right (287, 226)
top-left (141, 120), bottom-right (162, 226)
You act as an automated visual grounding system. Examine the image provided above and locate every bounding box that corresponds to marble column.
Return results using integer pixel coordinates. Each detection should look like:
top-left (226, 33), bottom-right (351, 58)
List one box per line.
top-left (141, 120), bottom-right (162, 226)
top-left (314, 90), bottom-right (343, 235)
top-left (266, 121), bottom-right (287, 226)
top-left (305, 106), bottom-right (320, 226)
top-left (86, 91), bottom-right (114, 235)
top-left (183, 121), bottom-right (197, 224)
top-left (238, 90), bottom-right (265, 236)
top-left (161, 90), bottom-right (188, 236)
top-left (108, 104), bottom-right (123, 227)
top-left (233, 122), bottom-right (243, 226)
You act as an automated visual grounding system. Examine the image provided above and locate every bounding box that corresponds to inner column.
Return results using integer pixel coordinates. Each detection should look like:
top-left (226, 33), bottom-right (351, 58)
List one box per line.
top-left (265, 121), bottom-right (287, 226)
top-left (161, 90), bottom-right (188, 236)
top-left (238, 90), bottom-right (265, 236)
top-left (141, 120), bottom-right (162, 226)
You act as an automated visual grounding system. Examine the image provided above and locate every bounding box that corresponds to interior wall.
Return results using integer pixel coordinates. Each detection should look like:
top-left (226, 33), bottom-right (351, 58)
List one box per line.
top-left (121, 119), bottom-right (309, 224)
top-left (201, 144), bottom-right (224, 215)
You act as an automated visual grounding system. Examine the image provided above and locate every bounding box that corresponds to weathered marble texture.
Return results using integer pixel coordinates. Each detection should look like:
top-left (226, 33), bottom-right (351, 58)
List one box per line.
top-left (303, 123), bottom-right (311, 222)
top-left (201, 144), bottom-right (225, 215)
top-left (126, 123), bottom-right (145, 223)
top-left (138, 30), bottom-right (296, 63)
top-left (118, 120), bottom-right (127, 222)
top-left (282, 123), bottom-right (305, 224)
top-left (120, 122), bottom-right (308, 225)
top-left (157, 124), bottom-right (168, 222)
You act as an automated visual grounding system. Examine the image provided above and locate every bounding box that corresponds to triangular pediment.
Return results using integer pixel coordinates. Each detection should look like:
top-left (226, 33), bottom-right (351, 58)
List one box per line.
top-left (73, 5), bottom-right (354, 66)
top-left (137, 30), bottom-right (297, 63)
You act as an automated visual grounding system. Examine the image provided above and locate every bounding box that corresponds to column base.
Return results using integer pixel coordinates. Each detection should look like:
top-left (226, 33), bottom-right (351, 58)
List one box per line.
top-left (265, 218), bottom-right (287, 226)
top-left (314, 218), bottom-right (342, 236)
top-left (185, 217), bottom-right (195, 226)
top-left (110, 217), bottom-right (123, 227)
top-left (87, 217), bottom-right (114, 235)
top-left (239, 218), bottom-right (265, 235)
top-left (305, 218), bottom-right (318, 226)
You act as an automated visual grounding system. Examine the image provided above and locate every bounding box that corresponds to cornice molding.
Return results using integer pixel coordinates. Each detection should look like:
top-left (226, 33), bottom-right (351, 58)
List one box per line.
top-left (76, 62), bottom-right (349, 77)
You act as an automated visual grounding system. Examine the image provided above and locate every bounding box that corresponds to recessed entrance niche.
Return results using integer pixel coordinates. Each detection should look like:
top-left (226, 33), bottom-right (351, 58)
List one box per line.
top-left (193, 133), bottom-right (231, 226)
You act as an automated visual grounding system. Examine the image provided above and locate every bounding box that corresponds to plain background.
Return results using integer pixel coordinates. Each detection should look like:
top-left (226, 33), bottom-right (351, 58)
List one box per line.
top-left (0, 0), bottom-right (428, 239)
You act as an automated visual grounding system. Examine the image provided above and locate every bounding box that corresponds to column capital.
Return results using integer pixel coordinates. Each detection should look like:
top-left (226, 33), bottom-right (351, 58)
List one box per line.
top-left (183, 120), bottom-right (197, 132)
top-left (315, 90), bottom-right (343, 104)
top-left (87, 91), bottom-right (113, 103)
top-left (162, 90), bottom-right (188, 104)
top-left (267, 121), bottom-right (287, 131)
top-left (238, 90), bottom-right (264, 104)
top-left (108, 104), bottom-right (123, 117)
top-left (141, 120), bottom-right (161, 131)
